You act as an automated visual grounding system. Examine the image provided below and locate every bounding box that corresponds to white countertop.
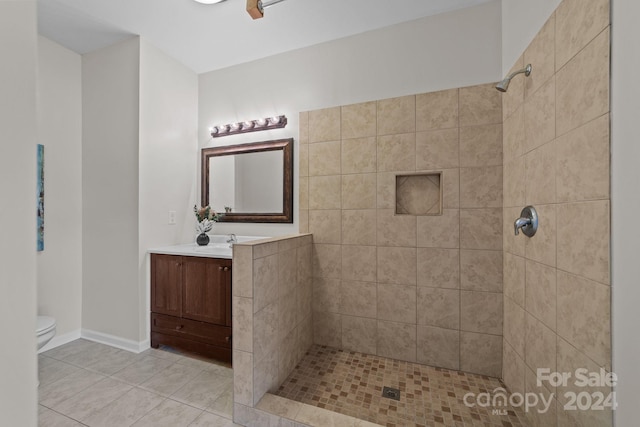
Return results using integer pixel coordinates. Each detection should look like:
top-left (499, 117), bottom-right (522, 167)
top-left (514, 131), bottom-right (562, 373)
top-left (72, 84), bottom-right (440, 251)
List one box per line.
top-left (148, 235), bottom-right (267, 259)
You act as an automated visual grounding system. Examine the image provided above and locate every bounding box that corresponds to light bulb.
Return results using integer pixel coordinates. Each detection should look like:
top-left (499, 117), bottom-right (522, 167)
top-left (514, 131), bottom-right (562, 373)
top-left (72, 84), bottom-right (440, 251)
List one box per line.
top-left (193, 0), bottom-right (227, 4)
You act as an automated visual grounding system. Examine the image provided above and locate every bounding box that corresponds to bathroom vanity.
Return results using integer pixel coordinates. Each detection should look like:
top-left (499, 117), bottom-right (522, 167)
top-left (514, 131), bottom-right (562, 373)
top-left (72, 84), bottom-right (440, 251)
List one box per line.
top-left (149, 241), bottom-right (237, 363)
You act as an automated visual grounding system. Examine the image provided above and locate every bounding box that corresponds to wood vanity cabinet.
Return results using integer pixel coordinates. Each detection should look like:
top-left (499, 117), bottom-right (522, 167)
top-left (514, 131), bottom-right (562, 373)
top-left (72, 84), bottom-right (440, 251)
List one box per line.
top-left (150, 253), bottom-right (232, 363)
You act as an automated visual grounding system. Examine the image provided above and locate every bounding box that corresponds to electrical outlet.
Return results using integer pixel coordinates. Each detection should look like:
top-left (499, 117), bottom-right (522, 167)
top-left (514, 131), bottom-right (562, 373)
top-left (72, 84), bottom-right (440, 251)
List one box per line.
top-left (168, 211), bottom-right (176, 225)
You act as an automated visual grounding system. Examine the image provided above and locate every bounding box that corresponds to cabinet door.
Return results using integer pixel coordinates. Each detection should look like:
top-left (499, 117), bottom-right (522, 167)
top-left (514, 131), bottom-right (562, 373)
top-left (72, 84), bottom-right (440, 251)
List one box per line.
top-left (151, 254), bottom-right (182, 317)
top-left (182, 257), bottom-right (232, 326)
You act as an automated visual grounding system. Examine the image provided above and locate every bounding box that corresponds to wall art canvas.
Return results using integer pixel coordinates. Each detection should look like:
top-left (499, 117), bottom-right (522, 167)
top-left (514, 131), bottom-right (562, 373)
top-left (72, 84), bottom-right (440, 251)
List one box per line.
top-left (37, 144), bottom-right (44, 251)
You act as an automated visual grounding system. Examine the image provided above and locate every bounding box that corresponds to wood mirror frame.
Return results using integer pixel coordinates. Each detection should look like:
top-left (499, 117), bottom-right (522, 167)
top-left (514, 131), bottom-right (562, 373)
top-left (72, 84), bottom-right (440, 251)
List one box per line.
top-left (201, 138), bottom-right (293, 223)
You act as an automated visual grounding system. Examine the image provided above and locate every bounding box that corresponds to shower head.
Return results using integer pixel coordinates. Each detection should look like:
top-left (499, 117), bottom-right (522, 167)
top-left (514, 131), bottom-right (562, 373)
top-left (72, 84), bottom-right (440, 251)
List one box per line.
top-left (496, 64), bottom-right (532, 92)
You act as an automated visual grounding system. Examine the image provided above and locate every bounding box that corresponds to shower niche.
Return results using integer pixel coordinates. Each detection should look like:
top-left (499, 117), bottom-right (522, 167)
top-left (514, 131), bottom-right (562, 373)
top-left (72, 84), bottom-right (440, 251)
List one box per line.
top-left (395, 172), bottom-right (442, 215)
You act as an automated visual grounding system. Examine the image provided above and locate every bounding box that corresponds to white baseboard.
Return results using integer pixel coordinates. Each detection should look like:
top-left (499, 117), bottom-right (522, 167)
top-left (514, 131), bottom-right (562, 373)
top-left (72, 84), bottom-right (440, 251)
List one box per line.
top-left (38, 329), bottom-right (82, 354)
top-left (81, 329), bottom-right (150, 354)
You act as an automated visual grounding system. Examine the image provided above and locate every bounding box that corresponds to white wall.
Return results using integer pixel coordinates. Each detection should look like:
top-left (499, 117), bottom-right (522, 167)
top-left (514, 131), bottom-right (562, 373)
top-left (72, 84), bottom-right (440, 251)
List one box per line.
top-left (0, 1), bottom-right (39, 425)
top-left (37, 36), bottom-right (83, 349)
top-left (501, 0), bottom-right (561, 74)
top-left (82, 37), bottom-right (141, 344)
top-left (611, 1), bottom-right (640, 424)
top-left (139, 38), bottom-right (198, 342)
top-left (198, 1), bottom-right (502, 236)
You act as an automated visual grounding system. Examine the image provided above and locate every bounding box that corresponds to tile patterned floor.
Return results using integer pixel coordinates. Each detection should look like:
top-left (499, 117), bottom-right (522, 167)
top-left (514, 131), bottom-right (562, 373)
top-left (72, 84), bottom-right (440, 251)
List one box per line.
top-left (38, 339), bottom-right (240, 427)
top-left (276, 345), bottom-right (528, 427)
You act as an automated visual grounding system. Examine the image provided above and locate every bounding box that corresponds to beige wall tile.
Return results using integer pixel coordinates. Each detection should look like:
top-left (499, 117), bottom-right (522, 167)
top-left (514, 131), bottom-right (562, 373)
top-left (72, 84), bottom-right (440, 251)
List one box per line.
top-left (503, 105), bottom-right (525, 161)
top-left (342, 245), bottom-right (377, 283)
top-left (524, 314), bottom-right (556, 378)
top-left (309, 107), bottom-right (341, 143)
top-left (525, 76), bottom-right (556, 152)
top-left (233, 351), bottom-right (253, 406)
top-left (504, 252), bottom-right (525, 307)
top-left (525, 203), bottom-right (557, 267)
top-left (278, 247), bottom-right (298, 297)
top-left (297, 243), bottom-right (312, 282)
top-left (253, 254), bottom-right (278, 314)
top-left (341, 101), bottom-right (376, 139)
top-left (299, 143), bottom-right (309, 177)
top-left (377, 320), bottom-right (416, 363)
top-left (555, 0), bottom-right (610, 70)
top-left (342, 316), bottom-right (377, 355)
top-left (376, 172), bottom-right (397, 209)
top-left (557, 271), bottom-right (611, 369)
top-left (557, 200), bottom-right (610, 284)
top-left (416, 89), bottom-right (458, 131)
top-left (313, 311), bottom-right (342, 348)
top-left (232, 245), bottom-right (253, 298)
top-left (309, 140), bottom-right (341, 176)
top-left (341, 209), bottom-right (376, 246)
top-left (377, 133), bottom-right (416, 172)
top-left (556, 28), bottom-right (610, 136)
top-left (504, 297), bottom-right (525, 357)
top-left (376, 209), bottom-right (416, 247)
top-left (502, 55), bottom-right (525, 121)
top-left (308, 175), bottom-right (341, 210)
top-left (415, 129), bottom-right (459, 170)
top-left (278, 291), bottom-right (298, 342)
top-left (526, 260), bottom-right (557, 331)
top-left (342, 173), bottom-right (376, 209)
top-left (417, 326), bottom-right (459, 370)
top-left (233, 297), bottom-right (253, 353)
top-left (460, 208), bottom-right (502, 250)
top-left (556, 114), bottom-right (610, 202)
top-left (377, 283), bottom-right (417, 324)
top-left (441, 168), bottom-right (460, 209)
top-left (503, 341), bottom-right (526, 396)
top-left (299, 111), bottom-right (309, 144)
top-left (417, 287), bottom-right (459, 329)
top-left (377, 95), bottom-right (415, 136)
top-left (417, 248), bottom-right (460, 289)
top-left (312, 277), bottom-right (341, 314)
top-left (503, 157), bottom-right (526, 208)
top-left (459, 124), bottom-right (503, 168)
top-left (299, 176), bottom-right (309, 210)
top-left (341, 137), bottom-right (377, 174)
top-left (308, 209), bottom-right (341, 244)
top-left (504, 207), bottom-right (525, 257)
top-left (253, 301), bottom-right (277, 362)
top-left (377, 246), bottom-right (417, 285)
top-left (524, 14), bottom-right (555, 99)
top-left (340, 280), bottom-right (377, 318)
top-left (460, 249), bottom-right (503, 292)
top-left (460, 165), bottom-right (503, 208)
top-left (524, 367), bottom-right (558, 427)
top-left (459, 83), bottom-right (502, 127)
top-left (255, 394), bottom-right (303, 421)
top-left (460, 331), bottom-right (502, 377)
top-left (396, 174), bottom-right (441, 215)
top-left (417, 209), bottom-right (460, 248)
top-left (312, 244), bottom-right (341, 279)
top-left (460, 291), bottom-right (503, 335)
top-left (556, 337), bottom-right (613, 427)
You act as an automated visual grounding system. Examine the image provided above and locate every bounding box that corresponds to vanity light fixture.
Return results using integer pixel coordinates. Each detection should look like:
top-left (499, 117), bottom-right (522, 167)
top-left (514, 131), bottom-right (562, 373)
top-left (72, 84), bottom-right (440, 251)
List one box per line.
top-left (246, 0), bottom-right (288, 19)
top-left (210, 115), bottom-right (287, 138)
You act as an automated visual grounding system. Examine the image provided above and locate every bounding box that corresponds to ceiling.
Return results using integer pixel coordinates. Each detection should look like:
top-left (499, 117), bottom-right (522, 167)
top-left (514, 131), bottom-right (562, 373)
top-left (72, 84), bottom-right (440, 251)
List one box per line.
top-left (38, 0), bottom-right (494, 74)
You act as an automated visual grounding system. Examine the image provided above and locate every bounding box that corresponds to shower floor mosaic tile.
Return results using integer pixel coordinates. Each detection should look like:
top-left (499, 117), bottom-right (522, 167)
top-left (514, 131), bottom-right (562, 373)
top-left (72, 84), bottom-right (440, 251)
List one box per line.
top-left (276, 345), bottom-right (527, 427)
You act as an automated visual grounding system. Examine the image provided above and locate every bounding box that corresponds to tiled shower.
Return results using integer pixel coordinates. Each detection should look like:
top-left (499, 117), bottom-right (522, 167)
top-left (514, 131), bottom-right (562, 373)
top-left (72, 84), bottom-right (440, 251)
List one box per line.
top-left (232, 0), bottom-right (612, 426)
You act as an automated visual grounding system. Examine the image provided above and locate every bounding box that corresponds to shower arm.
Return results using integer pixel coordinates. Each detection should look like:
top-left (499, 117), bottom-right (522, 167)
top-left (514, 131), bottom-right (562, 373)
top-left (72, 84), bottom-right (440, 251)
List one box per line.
top-left (506, 64), bottom-right (532, 81)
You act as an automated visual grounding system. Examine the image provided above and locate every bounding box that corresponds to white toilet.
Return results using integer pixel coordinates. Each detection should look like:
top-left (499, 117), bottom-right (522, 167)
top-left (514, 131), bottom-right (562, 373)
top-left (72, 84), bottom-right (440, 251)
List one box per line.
top-left (36, 316), bottom-right (56, 351)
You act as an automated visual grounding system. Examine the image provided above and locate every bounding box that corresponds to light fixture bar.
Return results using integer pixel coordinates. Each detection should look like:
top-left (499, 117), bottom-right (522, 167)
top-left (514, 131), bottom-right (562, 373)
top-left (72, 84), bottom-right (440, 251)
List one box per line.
top-left (246, 0), bottom-right (288, 19)
top-left (210, 115), bottom-right (287, 138)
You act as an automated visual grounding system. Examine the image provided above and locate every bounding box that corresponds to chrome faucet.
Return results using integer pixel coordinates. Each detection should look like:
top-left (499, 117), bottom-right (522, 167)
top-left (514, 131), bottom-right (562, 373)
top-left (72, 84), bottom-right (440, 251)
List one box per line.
top-left (514, 217), bottom-right (531, 235)
top-left (513, 206), bottom-right (538, 237)
top-left (226, 233), bottom-right (237, 247)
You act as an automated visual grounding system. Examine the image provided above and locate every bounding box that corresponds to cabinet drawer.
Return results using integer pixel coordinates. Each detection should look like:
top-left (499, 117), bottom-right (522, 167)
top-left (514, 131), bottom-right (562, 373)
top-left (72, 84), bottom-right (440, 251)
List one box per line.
top-left (151, 313), bottom-right (231, 348)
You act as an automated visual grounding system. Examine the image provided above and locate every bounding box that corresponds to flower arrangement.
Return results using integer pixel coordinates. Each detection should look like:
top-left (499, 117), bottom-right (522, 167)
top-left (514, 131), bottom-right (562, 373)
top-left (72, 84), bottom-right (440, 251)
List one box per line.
top-left (193, 205), bottom-right (223, 234)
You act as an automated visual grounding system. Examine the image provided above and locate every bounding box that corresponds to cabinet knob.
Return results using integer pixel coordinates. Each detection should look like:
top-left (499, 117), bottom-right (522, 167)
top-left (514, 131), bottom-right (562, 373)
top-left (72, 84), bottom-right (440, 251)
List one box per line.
top-left (176, 325), bottom-right (183, 330)
top-left (225, 336), bottom-right (231, 343)
top-left (219, 266), bottom-right (223, 271)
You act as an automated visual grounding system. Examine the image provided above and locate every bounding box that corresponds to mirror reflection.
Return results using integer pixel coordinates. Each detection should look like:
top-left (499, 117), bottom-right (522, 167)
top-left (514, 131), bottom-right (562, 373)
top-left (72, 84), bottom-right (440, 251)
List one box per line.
top-left (201, 138), bottom-right (293, 223)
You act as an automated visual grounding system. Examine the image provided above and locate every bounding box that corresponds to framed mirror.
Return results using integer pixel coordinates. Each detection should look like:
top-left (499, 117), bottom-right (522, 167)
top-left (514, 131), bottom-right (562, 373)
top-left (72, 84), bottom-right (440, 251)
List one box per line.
top-left (201, 138), bottom-right (293, 223)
